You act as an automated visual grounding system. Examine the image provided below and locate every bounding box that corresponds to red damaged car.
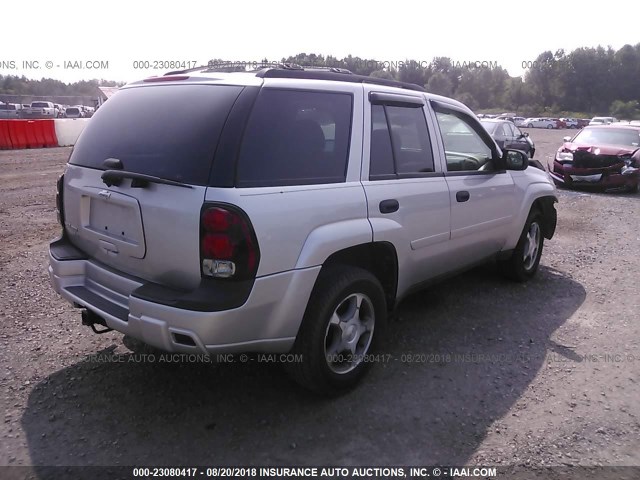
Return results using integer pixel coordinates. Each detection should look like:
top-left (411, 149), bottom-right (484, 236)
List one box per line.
top-left (550, 125), bottom-right (640, 193)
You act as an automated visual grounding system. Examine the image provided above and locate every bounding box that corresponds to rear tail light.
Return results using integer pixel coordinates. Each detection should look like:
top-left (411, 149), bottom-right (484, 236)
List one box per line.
top-left (200, 205), bottom-right (260, 280)
top-left (55, 173), bottom-right (65, 229)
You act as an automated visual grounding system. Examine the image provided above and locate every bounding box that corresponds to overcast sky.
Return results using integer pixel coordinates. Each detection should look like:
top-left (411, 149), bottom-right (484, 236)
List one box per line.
top-left (1, 0), bottom-right (637, 84)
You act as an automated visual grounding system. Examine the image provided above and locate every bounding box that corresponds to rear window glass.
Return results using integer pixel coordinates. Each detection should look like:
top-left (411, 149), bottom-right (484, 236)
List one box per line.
top-left (31, 102), bottom-right (50, 108)
top-left (69, 84), bottom-right (243, 185)
top-left (66, 108), bottom-right (80, 115)
top-left (236, 89), bottom-right (353, 187)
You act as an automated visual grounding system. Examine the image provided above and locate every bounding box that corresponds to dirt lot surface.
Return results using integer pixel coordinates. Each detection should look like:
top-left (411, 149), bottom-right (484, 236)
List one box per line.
top-left (1, 129), bottom-right (639, 478)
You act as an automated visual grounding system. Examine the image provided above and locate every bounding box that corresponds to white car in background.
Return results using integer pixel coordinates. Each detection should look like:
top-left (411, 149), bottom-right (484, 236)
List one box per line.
top-left (0, 103), bottom-right (23, 119)
top-left (589, 116), bottom-right (617, 125)
top-left (523, 118), bottom-right (555, 129)
top-left (513, 117), bottom-right (527, 127)
top-left (560, 118), bottom-right (579, 129)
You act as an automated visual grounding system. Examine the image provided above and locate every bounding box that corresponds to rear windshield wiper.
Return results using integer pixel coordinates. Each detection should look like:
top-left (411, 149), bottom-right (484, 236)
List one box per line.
top-left (101, 170), bottom-right (193, 189)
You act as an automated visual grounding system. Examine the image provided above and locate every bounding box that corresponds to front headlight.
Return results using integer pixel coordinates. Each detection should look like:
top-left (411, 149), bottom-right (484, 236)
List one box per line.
top-left (556, 151), bottom-right (574, 161)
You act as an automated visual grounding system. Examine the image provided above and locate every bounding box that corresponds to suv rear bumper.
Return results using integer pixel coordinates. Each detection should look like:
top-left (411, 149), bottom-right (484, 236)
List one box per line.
top-left (48, 238), bottom-right (320, 355)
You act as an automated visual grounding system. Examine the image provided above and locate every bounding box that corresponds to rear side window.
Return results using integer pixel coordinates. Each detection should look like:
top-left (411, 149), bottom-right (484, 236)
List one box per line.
top-left (236, 89), bottom-right (353, 187)
top-left (369, 104), bottom-right (435, 179)
top-left (69, 84), bottom-right (243, 185)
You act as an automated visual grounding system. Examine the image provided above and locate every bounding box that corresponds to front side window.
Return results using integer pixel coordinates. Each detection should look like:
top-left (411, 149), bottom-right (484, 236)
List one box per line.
top-left (237, 89), bottom-right (353, 187)
top-left (369, 104), bottom-right (435, 179)
top-left (435, 110), bottom-right (494, 172)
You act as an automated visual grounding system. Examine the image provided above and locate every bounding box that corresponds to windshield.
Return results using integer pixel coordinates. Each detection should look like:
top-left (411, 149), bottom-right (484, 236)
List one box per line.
top-left (572, 128), bottom-right (640, 148)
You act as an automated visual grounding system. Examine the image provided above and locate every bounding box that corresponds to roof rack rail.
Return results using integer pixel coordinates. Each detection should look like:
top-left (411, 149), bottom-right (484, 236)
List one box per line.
top-left (255, 66), bottom-right (425, 92)
top-left (280, 63), bottom-right (304, 70)
top-left (162, 63), bottom-right (425, 92)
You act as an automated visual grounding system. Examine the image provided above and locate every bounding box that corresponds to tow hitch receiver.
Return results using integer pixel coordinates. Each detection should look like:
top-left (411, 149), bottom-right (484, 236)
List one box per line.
top-left (81, 309), bottom-right (113, 334)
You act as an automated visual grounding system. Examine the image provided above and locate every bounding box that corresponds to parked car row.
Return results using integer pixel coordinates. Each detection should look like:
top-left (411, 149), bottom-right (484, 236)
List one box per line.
top-left (477, 114), bottom-right (595, 129)
top-left (0, 100), bottom-right (94, 119)
top-left (477, 116), bottom-right (640, 193)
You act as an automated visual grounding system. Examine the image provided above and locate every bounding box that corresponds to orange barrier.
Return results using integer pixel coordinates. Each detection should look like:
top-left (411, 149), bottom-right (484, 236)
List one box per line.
top-left (24, 120), bottom-right (41, 148)
top-left (0, 119), bottom-right (62, 149)
top-left (42, 119), bottom-right (58, 147)
top-left (33, 121), bottom-right (47, 148)
top-left (0, 120), bottom-right (13, 149)
top-left (7, 120), bottom-right (27, 149)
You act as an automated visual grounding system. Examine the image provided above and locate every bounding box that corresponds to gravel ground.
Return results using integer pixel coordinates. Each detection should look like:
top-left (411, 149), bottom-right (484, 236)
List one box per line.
top-left (1, 130), bottom-right (639, 477)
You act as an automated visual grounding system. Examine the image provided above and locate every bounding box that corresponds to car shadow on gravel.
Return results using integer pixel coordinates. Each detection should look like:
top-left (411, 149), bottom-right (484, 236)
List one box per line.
top-left (21, 264), bottom-right (585, 471)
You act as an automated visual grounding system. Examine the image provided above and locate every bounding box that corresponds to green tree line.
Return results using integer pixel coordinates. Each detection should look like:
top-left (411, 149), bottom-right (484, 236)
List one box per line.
top-left (280, 46), bottom-right (640, 118)
top-left (2, 44), bottom-right (639, 118)
top-left (0, 77), bottom-right (123, 98)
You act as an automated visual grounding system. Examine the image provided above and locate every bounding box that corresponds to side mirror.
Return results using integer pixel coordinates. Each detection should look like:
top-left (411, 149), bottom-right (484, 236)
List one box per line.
top-left (503, 149), bottom-right (529, 170)
top-left (563, 136), bottom-right (571, 142)
top-left (522, 132), bottom-right (529, 137)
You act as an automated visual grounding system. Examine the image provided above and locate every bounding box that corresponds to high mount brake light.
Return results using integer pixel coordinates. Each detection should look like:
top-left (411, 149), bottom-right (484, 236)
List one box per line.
top-left (143, 75), bottom-right (190, 82)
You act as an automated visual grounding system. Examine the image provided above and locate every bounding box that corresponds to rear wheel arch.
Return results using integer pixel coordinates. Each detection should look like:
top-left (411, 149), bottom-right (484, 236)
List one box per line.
top-left (287, 265), bottom-right (387, 394)
top-left (320, 242), bottom-right (398, 310)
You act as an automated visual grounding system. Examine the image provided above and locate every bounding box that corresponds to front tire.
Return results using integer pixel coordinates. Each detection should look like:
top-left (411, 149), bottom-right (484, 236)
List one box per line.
top-left (499, 210), bottom-right (544, 282)
top-left (287, 266), bottom-right (387, 395)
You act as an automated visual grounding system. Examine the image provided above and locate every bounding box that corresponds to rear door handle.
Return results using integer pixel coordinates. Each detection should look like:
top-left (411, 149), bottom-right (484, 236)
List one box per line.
top-left (379, 199), bottom-right (399, 214)
top-left (456, 191), bottom-right (470, 202)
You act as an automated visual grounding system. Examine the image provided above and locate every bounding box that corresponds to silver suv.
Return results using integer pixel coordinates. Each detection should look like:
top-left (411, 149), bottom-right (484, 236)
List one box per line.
top-left (49, 66), bottom-right (558, 394)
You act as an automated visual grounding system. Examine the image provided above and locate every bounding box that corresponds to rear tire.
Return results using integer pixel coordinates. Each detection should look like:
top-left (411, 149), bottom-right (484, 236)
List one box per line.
top-left (286, 266), bottom-right (387, 395)
top-left (499, 210), bottom-right (544, 282)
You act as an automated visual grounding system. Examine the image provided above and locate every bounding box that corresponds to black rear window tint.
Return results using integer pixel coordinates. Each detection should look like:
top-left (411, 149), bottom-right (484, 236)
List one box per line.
top-left (236, 89), bottom-right (353, 187)
top-left (69, 84), bottom-right (243, 185)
